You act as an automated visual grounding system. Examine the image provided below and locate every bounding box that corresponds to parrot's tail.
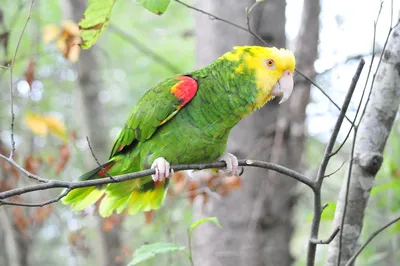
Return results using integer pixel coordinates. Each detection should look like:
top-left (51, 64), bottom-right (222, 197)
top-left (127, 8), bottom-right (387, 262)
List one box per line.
top-left (61, 161), bottom-right (115, 211)
top-left (98, 178), bottom-right (169, 217)
top-left (61, 161), bottom-right (169, 217)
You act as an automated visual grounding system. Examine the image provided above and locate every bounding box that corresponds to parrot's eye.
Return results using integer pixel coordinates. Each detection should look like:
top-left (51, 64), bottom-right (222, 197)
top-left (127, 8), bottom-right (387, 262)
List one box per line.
top-left (264, 59), bottom-right (276, 69)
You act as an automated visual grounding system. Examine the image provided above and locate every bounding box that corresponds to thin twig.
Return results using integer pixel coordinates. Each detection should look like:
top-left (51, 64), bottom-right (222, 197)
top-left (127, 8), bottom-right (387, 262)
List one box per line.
top-left (0, 153), bottom-right (48, 183)
top-left (321, 203), bottom-right (329, 213)
top-left (295, 69), bottom-right (353, 125)
top-left (306, 60), bottom-right (365, 266)
top-left (323, 160), bottom-right (347, 178)
top-left (0, 159), bottom-right (314, 203)
top-left (174, 0), bottom-right (351, 123)
top-left (345, 215), bottom-right (400, 266)
top-left (0, 189), bottom-right (70, 207)
top-left (358, 21), bottom-right (400, 126)
top-left (245, 1), bottom-right (264, 45)
top-left (108, 24), bottom-right (181, 74)
top-left (330, 2), bottom-right (383, 157)
top-left (174, 0), bottom-right (250, 36)
top-left (8, 0), bottom-right (35, 159)
top-left (187, 229), bottom-right (195, 266)
top-left (86, 136), bottom-right (115, 180)
top-left (337, 126), bottom-right (357, 266)
top-left (310, 227), bottom-right (340, 245)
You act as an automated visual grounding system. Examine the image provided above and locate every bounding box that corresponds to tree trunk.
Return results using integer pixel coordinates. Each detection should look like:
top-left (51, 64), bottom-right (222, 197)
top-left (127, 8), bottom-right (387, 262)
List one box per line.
top-left (325, 23), bottom-right (400, 266)
top-left (192, 0), bottom-right (319, 265)
top-left (62, 1), bottom-right (124, 266)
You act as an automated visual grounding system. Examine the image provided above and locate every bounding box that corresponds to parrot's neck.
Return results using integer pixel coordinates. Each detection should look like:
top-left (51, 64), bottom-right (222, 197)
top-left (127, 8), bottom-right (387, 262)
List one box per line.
top-left (187, 60), bottom-right (262, 139)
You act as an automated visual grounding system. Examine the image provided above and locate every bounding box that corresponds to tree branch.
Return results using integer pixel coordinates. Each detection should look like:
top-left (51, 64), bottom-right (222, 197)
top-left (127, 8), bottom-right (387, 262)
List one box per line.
top-left (0, 153), bottom-right (48, 183)
top-left (108, 24), bottom-right (181, 74)
top-left (310, 227), bottom-right (340, 245)
top-left (345, 215), bottom-right (400, 266)
top-left (306, 59), bottom-right (365, 266)
top-left (174, 0), bottom-right (355, 125)
top-left (8, 0), bottom-right (35, 159)
top-left (0, 159), bottom-right (314, 204)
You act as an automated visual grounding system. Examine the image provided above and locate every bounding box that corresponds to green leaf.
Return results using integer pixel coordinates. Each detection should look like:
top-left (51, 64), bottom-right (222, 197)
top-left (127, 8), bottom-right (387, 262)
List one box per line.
top-left (307, 202), bottom-right (336, 221)
top-left (79, 0), bottom-right (117, 49)
top-left (371, 180), bottom-right (400, 196)
top-left (321, 202), bottom-right (336, 221)
top-left (137, 0), bottom-right (171, 15)
top-left (189, 217), bottom-right (222, 236)
top-left (129, 243), bottom-right (185, 265)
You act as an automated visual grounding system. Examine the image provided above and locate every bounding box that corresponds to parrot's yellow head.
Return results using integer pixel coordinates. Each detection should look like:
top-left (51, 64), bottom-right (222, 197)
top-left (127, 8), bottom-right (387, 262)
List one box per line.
top-left (220, 46), bottom-right (296, 109)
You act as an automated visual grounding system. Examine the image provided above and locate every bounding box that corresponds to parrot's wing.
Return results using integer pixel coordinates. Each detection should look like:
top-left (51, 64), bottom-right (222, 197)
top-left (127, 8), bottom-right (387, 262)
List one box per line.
top-left (109, 75), bottom-right (198, 158)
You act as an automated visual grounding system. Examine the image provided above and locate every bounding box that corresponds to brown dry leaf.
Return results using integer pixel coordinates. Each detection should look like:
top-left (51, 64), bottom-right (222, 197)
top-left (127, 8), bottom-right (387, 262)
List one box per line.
top-left (23, 156), bottom-right (41, 175)
top-left (43, 24), bottom-right (60, 43)
top-left (115, 247), bottom-right (133, 264)
top-left (103, 217), bottom-right (114, 232)
top-left (102, 215), bottom-right (123, 232)
top-left (55, 144), bottom-right (70, 174)
top-left (33, 205), bottom-right (53, 224)
top-left (68, 231), bottom-right (86, 246)
top-left (187, 181), bottom-right (199, 203)
top-left (47, 155), bottom-right (55, 166)
top-left (144, 211), bottom-right (153, 224)
top-left (0, 180), bottom-right (12, 192)
top-left (25, 58), bottom-right (35, 88)
top-left (12, 207), bottom-right (29, 234)
top-left (63, 20), bottom-right (80, 36)
top-left (172, 171), bottom-right (187, 193)
top-left (222, 175), bottom-right (241, 190)
top-left (44, 20), bottom-right (81, 62)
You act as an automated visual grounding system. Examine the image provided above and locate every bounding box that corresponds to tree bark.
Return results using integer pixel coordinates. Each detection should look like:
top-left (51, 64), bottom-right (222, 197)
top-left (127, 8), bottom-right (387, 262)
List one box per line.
top-left (325, 23), bottom-right (400, 266)
top-left (0, 208), bottom-right (21, 266)
top-left (192, 0), bottom-right (319, 265)
top-left (62, 1), bottom-right (124, 266)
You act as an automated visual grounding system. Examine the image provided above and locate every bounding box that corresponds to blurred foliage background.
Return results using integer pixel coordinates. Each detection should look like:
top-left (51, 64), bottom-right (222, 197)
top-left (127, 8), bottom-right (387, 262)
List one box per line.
top-left (0, 0), bottom-right (399, 266)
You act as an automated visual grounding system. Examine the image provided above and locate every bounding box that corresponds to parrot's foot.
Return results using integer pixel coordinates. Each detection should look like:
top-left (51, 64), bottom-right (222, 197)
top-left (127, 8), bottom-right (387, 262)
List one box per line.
top-left (151, 157), bottom-right (174, 182)
top-left (217, 152), bottom-right (240, 176)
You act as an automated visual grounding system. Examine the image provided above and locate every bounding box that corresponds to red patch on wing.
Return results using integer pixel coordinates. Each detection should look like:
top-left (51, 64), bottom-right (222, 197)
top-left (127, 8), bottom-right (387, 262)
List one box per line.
top-left (97, 162), bottom-right (115, 178)
top-left (118, 145), bottom-right (124, 151)
top-left (170, 76), bottom-right (198, 108)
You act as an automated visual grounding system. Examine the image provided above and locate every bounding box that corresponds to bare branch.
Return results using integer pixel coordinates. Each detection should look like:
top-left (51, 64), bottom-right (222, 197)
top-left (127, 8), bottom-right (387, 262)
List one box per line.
top-left (345, 215), bottom-right (400, 266)
top-left (295, 69), bottom-right (353, 125)
top-left (108, 24), bottom-right (181, 74)
top-left (323, 160), bottom-right (346, 178)
top-left (174, 0), bottom-right (351, 123)
top-left (337, 125), bottom-right (357, 265)
top-left (326, 21), bottom-right (400, 266)
top-left (0, 159), bottom-right (314, 203)
top-left (86, 136), bottom-right (115, 180)
top-left (0, 153), bottom-right (48, 183)
top-left (0, 189), bottom-right (70, 208)
top-left (307, 59), bottom-right (365, 266)
top-left (174, 0), bottom-right (250, 38)
top-left (8, 0), bottom-right (35, 159)
top-left (330, 3), bottom-right (383, 157)
top-left (359, 20), bottom-right (400, 126)
top-left (321, 203), bottom-right (329, 213)
top-left (310, 227), bottom-right (340, 245)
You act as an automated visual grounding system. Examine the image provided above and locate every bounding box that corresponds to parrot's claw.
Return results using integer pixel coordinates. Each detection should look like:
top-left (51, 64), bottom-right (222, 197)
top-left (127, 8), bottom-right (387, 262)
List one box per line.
top-left (218, 152), bottom-right (240, 176)
top-left (151, 157), bottom-right (174, 182)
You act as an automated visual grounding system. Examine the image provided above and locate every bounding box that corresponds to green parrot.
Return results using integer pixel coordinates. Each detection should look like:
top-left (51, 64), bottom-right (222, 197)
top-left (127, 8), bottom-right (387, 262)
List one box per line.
top-left (62, 46), bottom-right (296, 217)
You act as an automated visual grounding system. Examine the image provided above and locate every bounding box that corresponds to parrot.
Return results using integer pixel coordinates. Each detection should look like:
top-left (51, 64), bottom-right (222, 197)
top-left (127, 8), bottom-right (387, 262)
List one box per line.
top-left (62, 46), bottom-right (296, 217)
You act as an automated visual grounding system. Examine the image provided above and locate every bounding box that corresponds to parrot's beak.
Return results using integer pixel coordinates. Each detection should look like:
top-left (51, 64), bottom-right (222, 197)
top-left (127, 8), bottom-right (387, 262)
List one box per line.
top-left (271, 70), bottom-right (294, 104)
